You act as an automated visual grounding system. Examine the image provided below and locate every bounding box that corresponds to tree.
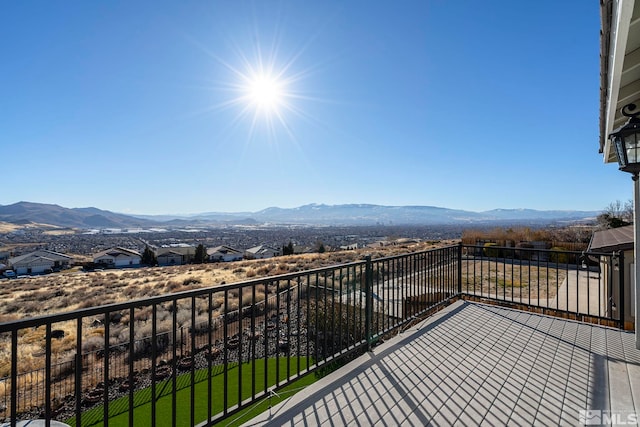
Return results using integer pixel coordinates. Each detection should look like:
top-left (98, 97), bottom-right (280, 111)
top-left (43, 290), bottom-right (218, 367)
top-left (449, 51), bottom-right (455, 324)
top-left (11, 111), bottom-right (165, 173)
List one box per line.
top-left (597, 200), bottom-right (633, 229)
top-left (194, 244), bottom-right (208, 264)
top-left (141, 246), bottom-right (157, 266)
top-left (282, 241), bottom-right (294, 256)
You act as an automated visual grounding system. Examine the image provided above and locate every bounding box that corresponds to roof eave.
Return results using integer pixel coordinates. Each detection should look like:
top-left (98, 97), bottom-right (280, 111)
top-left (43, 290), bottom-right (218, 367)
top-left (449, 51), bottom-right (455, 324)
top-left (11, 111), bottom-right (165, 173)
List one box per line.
top-left (601, 0), bottom-right (636, 162)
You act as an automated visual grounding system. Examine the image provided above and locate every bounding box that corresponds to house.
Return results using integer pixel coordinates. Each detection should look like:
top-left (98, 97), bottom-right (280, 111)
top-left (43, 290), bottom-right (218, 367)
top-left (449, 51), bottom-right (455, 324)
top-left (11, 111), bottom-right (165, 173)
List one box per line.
top-left (8, 250), bottom-right (74, 275)
top-left (156, 250), bottom-right (184, 266)
top-left (93, 247), bottom-right (141, 268)
top-left (588, 225), bottom-right (635, 329)
top-left (339, 243), bottom-right (358, 250)
top-left (208, 245), bottom-right (243, 262)
top-left (244, 245), bottom-right (282, 260)
top-left (600, 0), bottom-right (640, 340)
top-left (156, 246), bottom-right (195, 266)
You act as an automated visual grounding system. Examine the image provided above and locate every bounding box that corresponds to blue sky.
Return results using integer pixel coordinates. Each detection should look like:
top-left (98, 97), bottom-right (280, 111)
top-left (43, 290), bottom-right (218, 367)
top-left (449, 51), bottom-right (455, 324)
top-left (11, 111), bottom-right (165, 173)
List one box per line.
top-left (0, 1), bottom-right (631, 215)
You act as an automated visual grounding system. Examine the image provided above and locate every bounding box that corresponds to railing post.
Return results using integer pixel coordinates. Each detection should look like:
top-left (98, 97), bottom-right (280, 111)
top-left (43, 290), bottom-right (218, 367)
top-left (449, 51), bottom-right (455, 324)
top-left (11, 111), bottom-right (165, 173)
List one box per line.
top-left (618, 251), bottom-right (626, 329)
top-left (364, 255), bottom-right (373, 351)
top-left (10, 331), bottom-right (17, 427)
top-left (457, 243), bottom-right (463, 296)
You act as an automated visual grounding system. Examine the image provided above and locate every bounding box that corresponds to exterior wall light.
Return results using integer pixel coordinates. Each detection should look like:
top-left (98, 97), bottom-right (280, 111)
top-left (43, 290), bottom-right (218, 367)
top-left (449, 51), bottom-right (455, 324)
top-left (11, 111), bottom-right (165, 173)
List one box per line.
top-left (611, 103), bottom-right (640, 174)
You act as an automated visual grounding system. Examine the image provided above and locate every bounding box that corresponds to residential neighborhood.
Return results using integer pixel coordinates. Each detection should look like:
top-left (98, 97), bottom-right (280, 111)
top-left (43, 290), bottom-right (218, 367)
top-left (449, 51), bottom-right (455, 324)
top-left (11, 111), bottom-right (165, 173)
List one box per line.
top-left (1, 239), bottom-right (321, 277)
top-left (1, 223), bottom-right (438, 277)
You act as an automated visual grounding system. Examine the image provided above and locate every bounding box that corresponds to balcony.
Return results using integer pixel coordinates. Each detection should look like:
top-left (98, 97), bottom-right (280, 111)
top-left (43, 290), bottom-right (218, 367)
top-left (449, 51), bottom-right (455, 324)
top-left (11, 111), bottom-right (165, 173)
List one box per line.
top-left (241, 300), bottom-right (639, 426)
top-left (0, 244), bottom-right (638, 426)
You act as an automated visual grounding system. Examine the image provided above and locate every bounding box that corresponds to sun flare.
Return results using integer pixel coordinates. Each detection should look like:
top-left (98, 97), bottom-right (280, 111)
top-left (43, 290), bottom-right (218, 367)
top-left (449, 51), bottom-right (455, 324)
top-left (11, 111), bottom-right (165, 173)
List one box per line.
top-left (200, 30), bottom-right (320, 143)
top-left (246, 74), bottom-right (285, 112)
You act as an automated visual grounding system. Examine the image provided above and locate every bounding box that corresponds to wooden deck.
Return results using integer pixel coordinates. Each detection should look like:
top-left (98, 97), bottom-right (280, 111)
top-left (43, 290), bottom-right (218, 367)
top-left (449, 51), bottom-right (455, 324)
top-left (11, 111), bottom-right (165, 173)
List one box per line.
top-left (241, 300), bottom-right (640, 426)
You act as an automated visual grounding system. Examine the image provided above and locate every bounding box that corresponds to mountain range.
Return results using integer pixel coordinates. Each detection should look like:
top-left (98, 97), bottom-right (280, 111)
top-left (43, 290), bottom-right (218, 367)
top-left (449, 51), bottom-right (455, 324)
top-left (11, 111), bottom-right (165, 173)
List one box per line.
top-left (0, 201), bottom-right (601, 229)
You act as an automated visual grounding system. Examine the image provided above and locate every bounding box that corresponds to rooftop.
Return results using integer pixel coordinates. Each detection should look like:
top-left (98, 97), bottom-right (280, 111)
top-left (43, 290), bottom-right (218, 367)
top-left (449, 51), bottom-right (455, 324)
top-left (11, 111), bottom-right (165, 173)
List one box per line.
top-left (589, 225), bottom-right (634, 252)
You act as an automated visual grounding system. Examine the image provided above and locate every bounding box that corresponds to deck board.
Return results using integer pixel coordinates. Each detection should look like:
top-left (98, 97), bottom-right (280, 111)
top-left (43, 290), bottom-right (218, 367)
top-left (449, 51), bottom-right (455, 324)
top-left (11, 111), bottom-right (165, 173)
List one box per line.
top-left (240, 300), bottom-right (640, 427)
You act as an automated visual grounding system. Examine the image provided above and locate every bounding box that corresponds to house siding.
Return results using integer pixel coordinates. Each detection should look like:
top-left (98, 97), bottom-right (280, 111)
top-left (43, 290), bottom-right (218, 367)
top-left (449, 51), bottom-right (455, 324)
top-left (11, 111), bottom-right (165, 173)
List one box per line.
top-left (208, 246), bottom-right (243, 262)
top-left (157, 253), bottom-right (183, 266)
top-left (13, 262), bottom-right (51, 275)
top-left (8, 250), bottom-right (74, 275)
top-left (93, 248), bottom-right (142, 268)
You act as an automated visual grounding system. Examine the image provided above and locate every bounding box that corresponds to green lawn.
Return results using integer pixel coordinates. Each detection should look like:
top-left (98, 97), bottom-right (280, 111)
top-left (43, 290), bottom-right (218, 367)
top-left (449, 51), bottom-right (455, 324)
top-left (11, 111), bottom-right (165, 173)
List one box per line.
top-left (66, 357), bottom-right (314, 427)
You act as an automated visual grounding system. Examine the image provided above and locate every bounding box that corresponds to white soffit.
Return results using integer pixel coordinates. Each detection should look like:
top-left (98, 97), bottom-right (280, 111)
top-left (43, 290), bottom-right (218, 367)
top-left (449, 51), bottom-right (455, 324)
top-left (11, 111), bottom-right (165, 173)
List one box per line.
top-left (604, 0), bottom-right (639, 163)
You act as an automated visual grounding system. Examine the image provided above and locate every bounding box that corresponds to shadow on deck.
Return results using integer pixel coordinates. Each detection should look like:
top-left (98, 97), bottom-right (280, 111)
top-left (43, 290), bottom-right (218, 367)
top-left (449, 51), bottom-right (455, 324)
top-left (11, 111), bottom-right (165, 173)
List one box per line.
top-left (241, 300), bottom-right (640, 426)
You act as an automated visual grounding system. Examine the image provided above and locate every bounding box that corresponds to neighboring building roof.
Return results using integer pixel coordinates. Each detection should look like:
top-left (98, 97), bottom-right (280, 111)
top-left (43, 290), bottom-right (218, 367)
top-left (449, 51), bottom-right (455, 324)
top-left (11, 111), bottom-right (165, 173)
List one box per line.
top-left (9, 250), bottom-right (74, 265)
top-left (588, 225), bottom-right (634, 252)
top-left (156, 246), bottom-right (195, 256)
top-left (245, 245), bottom-right (279, 255)
top-left (93, 247), bottom-right (141, 258)
top-left (208, 245), bottom-right (243, 255)
top-left (157, 250), bottom-right (185, 257)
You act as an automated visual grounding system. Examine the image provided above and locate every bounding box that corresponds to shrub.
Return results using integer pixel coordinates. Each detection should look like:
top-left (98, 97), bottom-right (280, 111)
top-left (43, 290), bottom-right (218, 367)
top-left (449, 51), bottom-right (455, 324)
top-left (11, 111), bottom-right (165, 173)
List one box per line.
top-left (483, 243), bottom-right (500, 258)
top-left (549, 247), bottom-right (569, 264)
top-left (256, 266), bottom-right (270, 275)
top-left (515, 242), bottom-right (534, 260)
top-left (82, 336), bottom-right (104, 353)
top-left (182, 277), bottom-right (201, 287)
top-left (176, 310), bottom-right (192, 327)
top-left (212, 293), bottom-right (225, 310)
top-left (240, 288), bottom-right (254, 306)
top-left (226, 300), bottom-right (239, 312)
top-left (165, 280), bottom-right (182, 291)
top-left (273, 263), bottom-right (289, 275)
top-left (77, 298), bottom-right (101, 309)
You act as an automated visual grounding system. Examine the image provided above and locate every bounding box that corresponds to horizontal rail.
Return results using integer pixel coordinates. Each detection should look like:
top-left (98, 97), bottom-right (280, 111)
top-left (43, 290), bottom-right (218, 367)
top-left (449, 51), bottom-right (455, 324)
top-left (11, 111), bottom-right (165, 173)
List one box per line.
top-left (459, 244), bottom-right (622, 328)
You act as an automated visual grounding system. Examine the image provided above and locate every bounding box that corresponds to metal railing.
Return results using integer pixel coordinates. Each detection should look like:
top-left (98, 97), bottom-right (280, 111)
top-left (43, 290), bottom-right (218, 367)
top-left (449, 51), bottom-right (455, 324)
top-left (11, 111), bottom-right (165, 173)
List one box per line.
top-left (459, 244), bottom-right (622, 327)
top-left (0, 244), bottom-right (623, 426)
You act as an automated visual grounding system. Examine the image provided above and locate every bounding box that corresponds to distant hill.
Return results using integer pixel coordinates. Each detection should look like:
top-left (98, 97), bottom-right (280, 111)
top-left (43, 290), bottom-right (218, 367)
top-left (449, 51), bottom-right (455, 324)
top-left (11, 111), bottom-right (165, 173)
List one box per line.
top-left (143, 203), bottom-right (600, 226)
top-left (481, 208), bottom-right (599, 221)
top-left (247, 204), bottom-right (600, 225)
top-left (249, 204), bottom-right (478, 225)
top-left (0, 201), bottom-right (601, 229)
top-left (0, 202), bottom-right (153, 229)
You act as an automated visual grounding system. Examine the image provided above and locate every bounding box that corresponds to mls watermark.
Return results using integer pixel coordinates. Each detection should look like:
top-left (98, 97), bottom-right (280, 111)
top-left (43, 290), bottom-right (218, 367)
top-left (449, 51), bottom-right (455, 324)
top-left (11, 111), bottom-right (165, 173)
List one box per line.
top-left (580, 410), bottom-right (639, 426)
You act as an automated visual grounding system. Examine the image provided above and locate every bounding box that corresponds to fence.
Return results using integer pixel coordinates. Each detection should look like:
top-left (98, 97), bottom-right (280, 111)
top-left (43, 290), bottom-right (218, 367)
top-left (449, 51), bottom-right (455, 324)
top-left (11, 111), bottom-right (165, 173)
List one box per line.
top-left (460, 244), bottom-right (622, 326)
top-left (0, 244), bottom-right (623, 426)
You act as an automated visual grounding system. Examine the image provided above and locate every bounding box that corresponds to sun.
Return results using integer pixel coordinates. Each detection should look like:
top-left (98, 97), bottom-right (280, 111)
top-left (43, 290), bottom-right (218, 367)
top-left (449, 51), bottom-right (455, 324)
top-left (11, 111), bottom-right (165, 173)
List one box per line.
top-left (197, 29), bottom-right (320, 143)
top-left (245, 73), bottom-right (285, 112)
top-left (230, 58), bottom-right (300, 140)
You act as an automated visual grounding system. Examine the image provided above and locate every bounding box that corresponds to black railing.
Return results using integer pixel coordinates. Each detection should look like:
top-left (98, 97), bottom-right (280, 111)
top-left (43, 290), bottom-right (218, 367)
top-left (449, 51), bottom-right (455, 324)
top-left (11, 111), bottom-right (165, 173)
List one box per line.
top-left (0, 244), bottom-right (623, 426)
top-left (460, 244), bottom-right (622, 326)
